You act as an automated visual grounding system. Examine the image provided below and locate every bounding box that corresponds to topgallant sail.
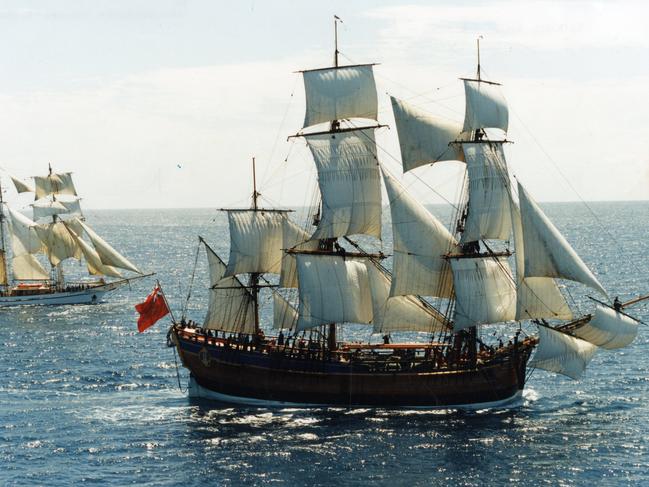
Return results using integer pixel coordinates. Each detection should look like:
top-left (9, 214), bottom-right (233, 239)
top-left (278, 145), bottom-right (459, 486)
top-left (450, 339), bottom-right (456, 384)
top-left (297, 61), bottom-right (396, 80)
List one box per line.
top-left (0, 165), bottom-right (150, 306)
top-left (168, 22), bottom-right (645, 408)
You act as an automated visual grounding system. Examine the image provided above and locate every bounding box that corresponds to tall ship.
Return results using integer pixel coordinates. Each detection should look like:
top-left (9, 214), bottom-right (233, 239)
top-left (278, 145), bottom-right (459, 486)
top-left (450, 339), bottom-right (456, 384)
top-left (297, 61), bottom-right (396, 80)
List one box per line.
top-left (0, 165), bottom-right (149, 306)
top-left (169, 23), bottom-right (644, 408)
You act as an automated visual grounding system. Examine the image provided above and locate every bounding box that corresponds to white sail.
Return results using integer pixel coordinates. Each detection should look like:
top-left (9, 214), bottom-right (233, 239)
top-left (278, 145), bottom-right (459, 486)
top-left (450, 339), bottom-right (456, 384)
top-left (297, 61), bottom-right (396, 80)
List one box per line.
top-left (517, 182), bottom-right (607, 296)
top-left (296, 253), bottom-right (373, 330)
top-left (72, 232), bottom-right (123, 278)
top-left (279, 219), bottom-right (318, 288)
top-left (8, 208), bottom-right (44, 255)
top-left (463, 79), bottom-right (509, 133)
top-left (461, 142), bottom-right (512, 242)
top-left (273, 293), bottom-right (299, 331)
top-left (225, 210), bottom-right (286, 277)
top-left (204, 243), bottom-right (256, 333)
top-left (531, 325), bottom-right (597, 380)
top-left (382, 169), bottom-right (457, 298)
top-left (32, 198), bottom-right (70, 220)
top-left (7, 209), bottom-right (48, 280)
top-left (78, 220), bottom-right (141, 274)
top-left (34, 172), bottom-right (77, 199)
top-left (12, 255), bottom-right (49, 280)
top-left (511, 202), bottom-right (573, 320)
top-left (450, 256), bottom-right (516, 331)
top-left (306, 128), bottom-right (382, 240)
top-left (34, 222), bottom-right (82, 266)
top-left (367, 264), bottom-right (447, 334)
top-left (11, 176), bottom-right (34, 194)
top-left (302, 64), bottom-right (378, 128)
top-left (573, 305), bottom-right (639, 350)
top-left (390, 96), bottom-right (465, 172)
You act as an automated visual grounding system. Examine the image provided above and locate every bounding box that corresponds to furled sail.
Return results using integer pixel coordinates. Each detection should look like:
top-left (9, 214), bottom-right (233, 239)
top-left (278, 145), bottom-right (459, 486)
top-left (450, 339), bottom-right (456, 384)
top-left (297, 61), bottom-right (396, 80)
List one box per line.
top-left (531, 325), bottom-right (597, 380)
top-left (302, 64), bottom-right (378, 128)
top-left (225, 210), bottom-right (286, 276)
top-left (366, 264), bottom-right (447, 334)
top-left (279, 219), bottom-right (318, 288)
top-left (7, 209), bottom-right (48, 280)
top-left (273, 293), bottom-right (299, 331)
top-left (295, 253), bottom-right (373, 330)
top-left (462, 79), bottom-right (509, 133)
top-left (305, 128), bottom-right (382, 239)
top-left (572, 305), bottom-right (639, 350)
top-left (34, 222), bottom-right (82, 266)
top-left (11, 176), bottom-right (34, 194)
top-left (390, 96), bottom-right (465, 172)
top-left (204, 242), bottom-right (256, 334)
top-left (382, 169), bottom-right (456, 298)
top-left (72, 232), bottom-right (123, 278)
top-left (461, 142), bottom-right (512, 242)
top-left (77, 220), bottom-right (141, 274)
top-left (510, 202), bottom-right (573, 320)
top-left (517, 182), bottom-right (607, 296)
top-left (34, 172), bottom-right (77, 200)
top-left (450, 256), bottom-right (516, 331)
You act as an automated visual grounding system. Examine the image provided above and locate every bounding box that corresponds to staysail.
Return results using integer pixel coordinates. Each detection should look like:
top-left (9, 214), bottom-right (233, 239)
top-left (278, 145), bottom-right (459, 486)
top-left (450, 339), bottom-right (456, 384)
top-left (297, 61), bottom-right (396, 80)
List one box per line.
top-left (390, 96), bottom-right (465, 172)
top-left (510, 201), bottom-right (573, 320)
top-left (77, 220), bottom-right (141, 274)
top-left (366, 263), bottom-right (447, 334)
top-left (382, 168), bottom-right (456, 298)
top-left (517, 182), bottom-right (607, 296)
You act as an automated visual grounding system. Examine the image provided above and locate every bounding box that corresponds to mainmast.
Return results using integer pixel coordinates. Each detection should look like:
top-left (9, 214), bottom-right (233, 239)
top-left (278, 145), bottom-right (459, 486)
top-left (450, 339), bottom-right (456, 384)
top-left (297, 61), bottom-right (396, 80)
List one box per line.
top-left (323, 14), bottom-right (345, 351)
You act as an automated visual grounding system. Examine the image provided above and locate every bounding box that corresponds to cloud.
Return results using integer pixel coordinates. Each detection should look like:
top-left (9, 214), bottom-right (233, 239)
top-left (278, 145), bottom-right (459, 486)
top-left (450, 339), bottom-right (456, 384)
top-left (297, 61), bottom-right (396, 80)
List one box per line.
top-left (367, 1), bottom-right (649, 51)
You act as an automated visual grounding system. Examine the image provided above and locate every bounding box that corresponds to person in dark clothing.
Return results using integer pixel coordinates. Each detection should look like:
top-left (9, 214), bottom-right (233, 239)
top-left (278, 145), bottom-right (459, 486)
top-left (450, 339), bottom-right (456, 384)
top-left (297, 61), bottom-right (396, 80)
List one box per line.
top-left (613, 297), bottom-right (622, 311)
top-left (383, 334), bottom-right (390, 345)
top-left (278, 331), bottom-right (285, 346)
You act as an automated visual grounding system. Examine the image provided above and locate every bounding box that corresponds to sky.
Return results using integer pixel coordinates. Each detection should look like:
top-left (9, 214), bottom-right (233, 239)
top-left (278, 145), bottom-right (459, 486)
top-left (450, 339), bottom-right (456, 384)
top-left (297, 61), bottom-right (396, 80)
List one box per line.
top-left (0, 0), bottom-right (648, 209)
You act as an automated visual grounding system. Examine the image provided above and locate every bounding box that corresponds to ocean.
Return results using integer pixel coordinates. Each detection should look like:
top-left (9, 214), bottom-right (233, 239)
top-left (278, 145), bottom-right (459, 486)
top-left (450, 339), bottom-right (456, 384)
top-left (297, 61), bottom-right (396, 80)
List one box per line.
top-left (2, 203), bottom-right (649, 486)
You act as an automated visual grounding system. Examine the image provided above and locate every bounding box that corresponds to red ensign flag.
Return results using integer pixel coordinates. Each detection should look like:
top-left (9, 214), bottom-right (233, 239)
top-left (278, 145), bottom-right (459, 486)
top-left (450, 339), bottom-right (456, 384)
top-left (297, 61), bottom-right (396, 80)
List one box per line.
top-left (135, 285), bottom-right (170, 332)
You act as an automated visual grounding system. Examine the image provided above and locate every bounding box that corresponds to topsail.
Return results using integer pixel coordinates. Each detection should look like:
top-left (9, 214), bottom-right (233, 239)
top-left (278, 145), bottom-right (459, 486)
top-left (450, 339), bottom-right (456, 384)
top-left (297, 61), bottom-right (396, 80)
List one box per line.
top-left (302, 65), bottom-right (378, 128)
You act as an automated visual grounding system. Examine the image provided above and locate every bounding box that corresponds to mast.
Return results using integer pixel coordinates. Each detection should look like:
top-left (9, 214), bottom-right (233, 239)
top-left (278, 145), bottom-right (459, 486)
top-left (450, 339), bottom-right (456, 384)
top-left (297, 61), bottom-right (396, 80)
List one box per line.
top-left (47, 163), bottom-right (65, 288)
top-left (249, 157), bottom-right (261, 335)
top-left (0, 178), bottom-right (9, 288)
top-left (326, 15), bottom-right (344, 351)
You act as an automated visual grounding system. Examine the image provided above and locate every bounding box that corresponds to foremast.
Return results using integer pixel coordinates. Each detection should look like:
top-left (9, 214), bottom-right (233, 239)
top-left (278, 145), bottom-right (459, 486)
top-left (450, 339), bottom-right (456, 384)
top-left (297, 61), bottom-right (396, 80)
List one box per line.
top-left (0, 179), bottom-right (9, 289)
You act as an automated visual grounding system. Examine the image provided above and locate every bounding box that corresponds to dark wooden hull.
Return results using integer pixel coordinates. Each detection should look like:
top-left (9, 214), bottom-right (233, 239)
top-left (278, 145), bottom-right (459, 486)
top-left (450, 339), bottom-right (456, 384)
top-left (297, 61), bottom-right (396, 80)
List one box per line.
top-left (172, 328), bottom-right (533, 408)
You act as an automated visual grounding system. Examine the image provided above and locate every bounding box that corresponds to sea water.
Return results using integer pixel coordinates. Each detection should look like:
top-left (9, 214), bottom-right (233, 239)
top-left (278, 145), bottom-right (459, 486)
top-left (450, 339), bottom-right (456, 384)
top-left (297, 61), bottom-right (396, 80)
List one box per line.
top-left (1, 203), bottom-right (649, 486)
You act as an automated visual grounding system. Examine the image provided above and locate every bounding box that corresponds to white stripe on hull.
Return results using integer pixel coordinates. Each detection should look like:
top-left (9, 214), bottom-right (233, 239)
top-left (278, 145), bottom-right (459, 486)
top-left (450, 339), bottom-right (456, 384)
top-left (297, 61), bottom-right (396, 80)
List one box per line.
top-left (187, 375), bottom-right (524, 410)
top-left (0, 283), bottom-right (121, 307)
